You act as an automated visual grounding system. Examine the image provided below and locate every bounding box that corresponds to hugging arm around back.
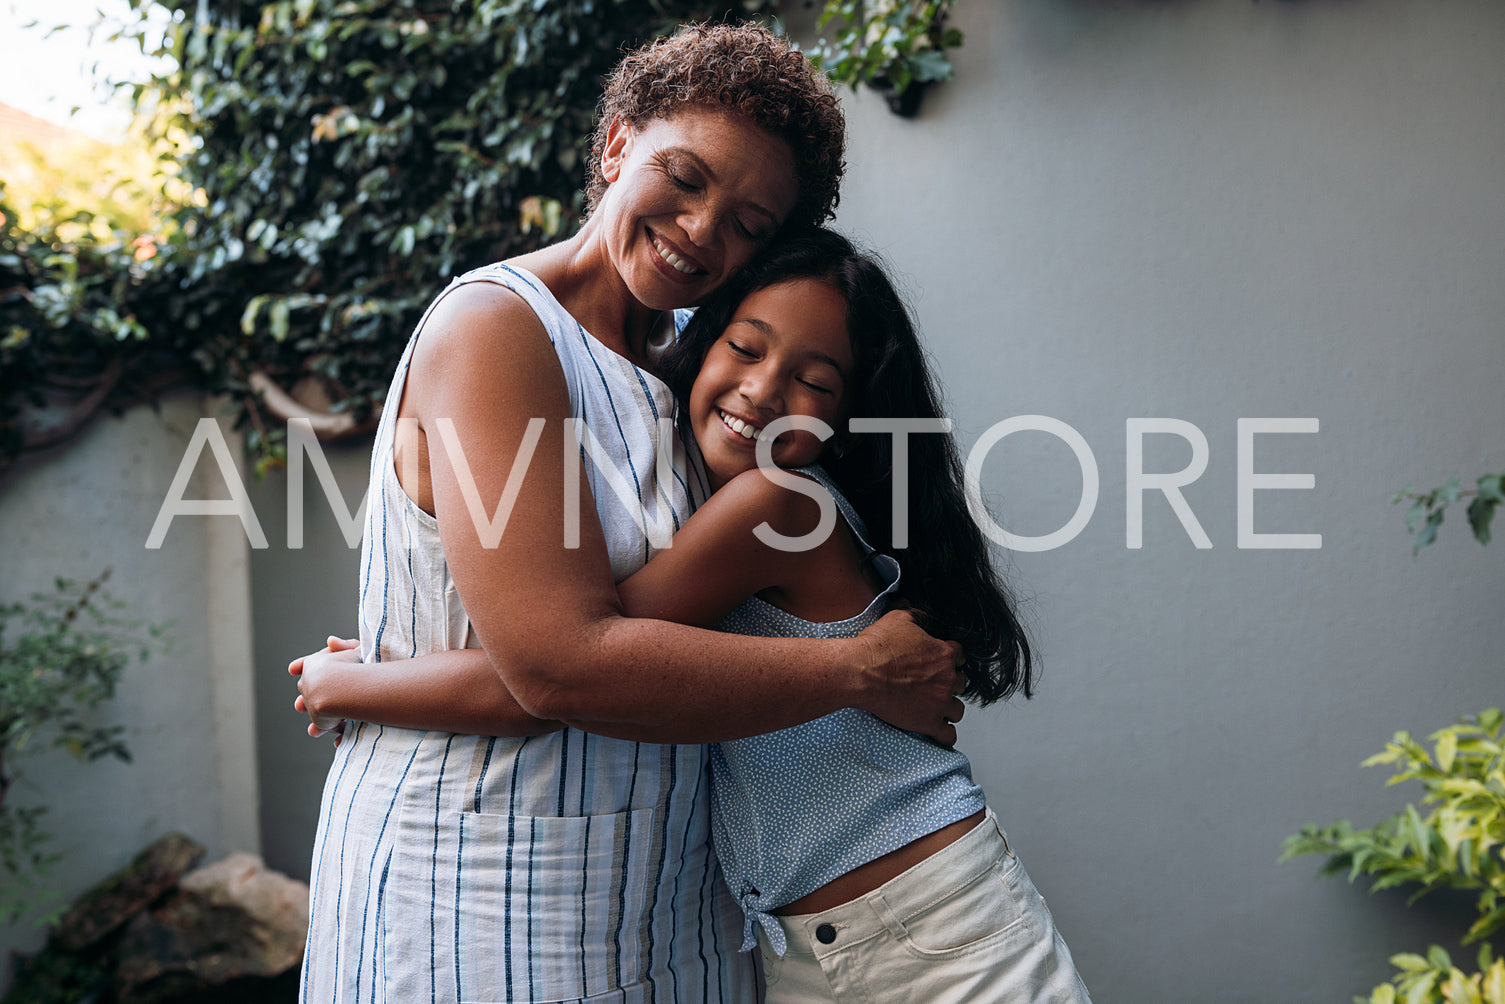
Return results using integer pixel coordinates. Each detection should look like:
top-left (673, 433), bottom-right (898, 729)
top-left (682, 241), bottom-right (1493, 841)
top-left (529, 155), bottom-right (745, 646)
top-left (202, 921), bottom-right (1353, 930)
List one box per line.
top-left (295, 284), bottom-right (964, 745)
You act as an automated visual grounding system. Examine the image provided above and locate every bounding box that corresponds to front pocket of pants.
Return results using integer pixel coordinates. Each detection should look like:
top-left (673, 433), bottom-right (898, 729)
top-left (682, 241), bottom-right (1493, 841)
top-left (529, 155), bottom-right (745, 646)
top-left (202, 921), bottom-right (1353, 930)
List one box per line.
top-left (383, 806), bottom-right (656, 1004)
top-left (898, 854), bottom-right (1032, 958)
top-left (758, 941), bottom-right (783, 991)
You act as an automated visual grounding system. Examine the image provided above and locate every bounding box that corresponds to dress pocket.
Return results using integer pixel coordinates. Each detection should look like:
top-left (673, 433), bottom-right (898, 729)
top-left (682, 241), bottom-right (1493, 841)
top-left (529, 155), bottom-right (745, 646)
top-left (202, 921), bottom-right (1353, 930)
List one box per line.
top-left (382, 806), bottom-right (656, 1004)
top-left (898, 852), bottom-right (1034, 959)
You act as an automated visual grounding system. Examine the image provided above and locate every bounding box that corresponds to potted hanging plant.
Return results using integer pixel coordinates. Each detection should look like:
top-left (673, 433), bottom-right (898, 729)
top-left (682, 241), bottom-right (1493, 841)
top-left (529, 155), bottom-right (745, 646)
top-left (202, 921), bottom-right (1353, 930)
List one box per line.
top-left (807, 0), bottom-right (964, 117)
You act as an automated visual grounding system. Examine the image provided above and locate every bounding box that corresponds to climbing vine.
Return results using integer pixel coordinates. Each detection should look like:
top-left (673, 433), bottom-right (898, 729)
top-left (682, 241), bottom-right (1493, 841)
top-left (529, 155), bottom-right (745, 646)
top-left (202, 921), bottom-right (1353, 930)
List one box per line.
top-left (2, 0), bottom-right (965, 471)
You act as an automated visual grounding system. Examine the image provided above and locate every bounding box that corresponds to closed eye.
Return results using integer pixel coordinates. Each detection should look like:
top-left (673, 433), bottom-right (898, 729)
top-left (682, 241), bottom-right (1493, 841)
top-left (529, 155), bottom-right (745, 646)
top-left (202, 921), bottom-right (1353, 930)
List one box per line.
top-left (798, 379), bottom-right (834, 395)
top-left (734, 218), bottom-right (770, 242)
top-left (727, 341), bottom-right (756, 358)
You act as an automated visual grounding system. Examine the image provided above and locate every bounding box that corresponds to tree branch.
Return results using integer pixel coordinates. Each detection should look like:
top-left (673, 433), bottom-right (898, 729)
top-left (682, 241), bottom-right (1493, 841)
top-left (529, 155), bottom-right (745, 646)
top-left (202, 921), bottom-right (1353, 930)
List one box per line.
top-left (248, 370), bottom-right (381, 441)
top-left (19, 356), bottom-right (124, 452)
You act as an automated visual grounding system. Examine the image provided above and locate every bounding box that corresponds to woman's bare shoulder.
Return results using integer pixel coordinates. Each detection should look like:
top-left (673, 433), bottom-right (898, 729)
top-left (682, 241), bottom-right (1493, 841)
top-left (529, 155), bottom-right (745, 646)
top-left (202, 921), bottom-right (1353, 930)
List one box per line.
top-left (416, 280), bottom-right (548, 357)
top-left (402, 279), bottom-right (566, 412)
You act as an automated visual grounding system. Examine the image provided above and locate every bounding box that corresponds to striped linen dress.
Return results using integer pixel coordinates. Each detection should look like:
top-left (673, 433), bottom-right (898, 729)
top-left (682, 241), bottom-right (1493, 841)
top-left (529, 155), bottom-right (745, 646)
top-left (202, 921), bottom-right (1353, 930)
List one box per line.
top-left (300, 263), bottom-right (756, 1004)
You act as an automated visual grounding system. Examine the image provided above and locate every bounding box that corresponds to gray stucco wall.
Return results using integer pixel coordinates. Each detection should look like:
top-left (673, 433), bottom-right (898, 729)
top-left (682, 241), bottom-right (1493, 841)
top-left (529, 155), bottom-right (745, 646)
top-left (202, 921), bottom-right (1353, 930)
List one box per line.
top-left (0, 395), bottom-right (260, 983)
top-left (821, 0), bottom-right (1504, 999)
top-left (246, 441), bottom-right (364, 880)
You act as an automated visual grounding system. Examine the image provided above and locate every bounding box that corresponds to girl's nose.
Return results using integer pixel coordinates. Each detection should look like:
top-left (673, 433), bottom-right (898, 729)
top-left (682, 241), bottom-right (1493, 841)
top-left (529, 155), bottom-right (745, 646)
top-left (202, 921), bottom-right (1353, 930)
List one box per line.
top-left (740, 369), bottom-right (783, 414)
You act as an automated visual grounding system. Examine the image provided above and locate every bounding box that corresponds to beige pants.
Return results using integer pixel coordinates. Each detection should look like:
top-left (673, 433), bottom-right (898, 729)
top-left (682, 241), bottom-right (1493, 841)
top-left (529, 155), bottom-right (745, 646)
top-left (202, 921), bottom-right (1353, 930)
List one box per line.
top-left (755, 810), bottom-right (1091, 1003)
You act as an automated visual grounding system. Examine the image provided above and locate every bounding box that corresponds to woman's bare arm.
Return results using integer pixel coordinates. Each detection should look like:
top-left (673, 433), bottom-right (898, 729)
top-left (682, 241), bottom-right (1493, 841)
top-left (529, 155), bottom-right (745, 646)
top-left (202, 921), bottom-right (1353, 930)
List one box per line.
top-left (294, 284), bottom-right (964, 745)
top-left (293, 471), bottom-right (803, 738)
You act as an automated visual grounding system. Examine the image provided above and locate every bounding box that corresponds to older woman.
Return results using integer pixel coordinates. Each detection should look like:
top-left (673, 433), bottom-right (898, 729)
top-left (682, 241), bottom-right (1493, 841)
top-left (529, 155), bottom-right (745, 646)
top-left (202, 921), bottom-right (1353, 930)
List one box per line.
top-left (296, 23), bottom-right (965, 1004)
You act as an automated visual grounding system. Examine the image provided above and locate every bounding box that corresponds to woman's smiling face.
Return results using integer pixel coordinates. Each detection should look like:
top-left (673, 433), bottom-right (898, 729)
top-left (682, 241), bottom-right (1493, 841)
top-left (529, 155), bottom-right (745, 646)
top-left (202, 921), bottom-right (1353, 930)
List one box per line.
top-left (595, 110), bottom-right (801, 311)
top-left (688, 277), bottom-right (854, 491)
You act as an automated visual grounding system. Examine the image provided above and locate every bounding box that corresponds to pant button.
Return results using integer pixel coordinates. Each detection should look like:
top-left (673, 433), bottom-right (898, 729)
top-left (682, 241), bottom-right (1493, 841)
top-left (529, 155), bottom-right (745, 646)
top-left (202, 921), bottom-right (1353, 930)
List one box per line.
top-left (815, 923), bottom-right (837, 944)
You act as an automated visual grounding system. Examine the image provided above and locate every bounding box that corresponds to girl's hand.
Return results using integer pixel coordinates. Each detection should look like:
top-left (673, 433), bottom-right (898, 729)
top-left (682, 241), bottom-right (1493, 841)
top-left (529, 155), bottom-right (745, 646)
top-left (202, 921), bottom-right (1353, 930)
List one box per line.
top-left (856, 610), bottom-right (968, 747)
top-left (290, 636), bottom-right (360, 741)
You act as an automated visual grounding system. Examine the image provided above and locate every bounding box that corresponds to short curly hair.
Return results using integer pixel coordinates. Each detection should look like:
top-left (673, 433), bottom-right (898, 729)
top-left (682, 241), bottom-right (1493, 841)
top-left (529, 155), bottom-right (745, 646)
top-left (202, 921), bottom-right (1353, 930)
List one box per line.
top-left (586, 22), bottom-right (846, 230)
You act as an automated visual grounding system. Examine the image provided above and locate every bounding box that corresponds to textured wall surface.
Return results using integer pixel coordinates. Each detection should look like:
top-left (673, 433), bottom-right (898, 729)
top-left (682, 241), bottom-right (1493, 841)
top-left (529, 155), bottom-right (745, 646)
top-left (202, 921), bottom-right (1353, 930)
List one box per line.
top-left (0, 395), bottom-right (259, 979)
top-left (825, 0), bottom-right (1504, 998)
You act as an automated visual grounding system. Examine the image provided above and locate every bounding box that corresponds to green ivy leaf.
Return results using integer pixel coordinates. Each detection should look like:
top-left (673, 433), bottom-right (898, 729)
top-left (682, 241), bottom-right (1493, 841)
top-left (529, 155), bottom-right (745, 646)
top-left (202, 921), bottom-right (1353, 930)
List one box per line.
top-left (1392, 954), bottom-right (1433, 973)
top-left (268, 298), bottom-right (291, 341)
top-left (1466, 496), bottom-right (1496, 546)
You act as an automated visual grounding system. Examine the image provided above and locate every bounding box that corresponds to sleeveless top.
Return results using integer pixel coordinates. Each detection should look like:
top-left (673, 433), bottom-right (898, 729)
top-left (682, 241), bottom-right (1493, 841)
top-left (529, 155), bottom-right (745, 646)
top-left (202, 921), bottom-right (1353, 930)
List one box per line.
top-left (706, 467), bottom-right (987, 958)
top-left (301, 262), bottom-right (753, 1004)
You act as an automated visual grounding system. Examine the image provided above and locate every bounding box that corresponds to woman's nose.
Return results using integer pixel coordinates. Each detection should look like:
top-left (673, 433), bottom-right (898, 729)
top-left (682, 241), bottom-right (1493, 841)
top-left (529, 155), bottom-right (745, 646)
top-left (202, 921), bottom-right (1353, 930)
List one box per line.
top-left (679, 208), bottom-right (716, 248)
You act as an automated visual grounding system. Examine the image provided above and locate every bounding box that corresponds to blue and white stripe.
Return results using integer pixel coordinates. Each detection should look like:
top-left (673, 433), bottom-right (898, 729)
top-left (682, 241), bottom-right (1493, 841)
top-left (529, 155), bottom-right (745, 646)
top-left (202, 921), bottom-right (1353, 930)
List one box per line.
top-left (301, 264), bottom-right (754, 1003)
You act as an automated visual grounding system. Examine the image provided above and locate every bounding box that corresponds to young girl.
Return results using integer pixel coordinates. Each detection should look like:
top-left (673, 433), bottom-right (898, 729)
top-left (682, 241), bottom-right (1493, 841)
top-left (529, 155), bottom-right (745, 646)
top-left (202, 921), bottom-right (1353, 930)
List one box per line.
top-left (643, 227), bottom-right (1092, 1001)
top-left (298, 227), bottom-right (1091, 1001)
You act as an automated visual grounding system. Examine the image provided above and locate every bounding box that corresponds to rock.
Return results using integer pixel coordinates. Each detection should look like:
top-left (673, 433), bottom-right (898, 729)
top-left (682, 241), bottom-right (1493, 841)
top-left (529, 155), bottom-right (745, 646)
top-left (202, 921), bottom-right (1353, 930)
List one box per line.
top-left (2, 946), bottom-right (112, 1004)
top-left (52, 833), bottom-right (205, 954)
top-left (112, 853), bottom-right (309, 1004)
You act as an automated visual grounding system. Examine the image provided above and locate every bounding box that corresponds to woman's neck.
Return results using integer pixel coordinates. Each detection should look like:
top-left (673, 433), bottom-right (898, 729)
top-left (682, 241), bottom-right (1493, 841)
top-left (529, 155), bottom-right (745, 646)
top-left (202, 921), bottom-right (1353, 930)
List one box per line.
top-left (512, 228), bottom-right (661, 368)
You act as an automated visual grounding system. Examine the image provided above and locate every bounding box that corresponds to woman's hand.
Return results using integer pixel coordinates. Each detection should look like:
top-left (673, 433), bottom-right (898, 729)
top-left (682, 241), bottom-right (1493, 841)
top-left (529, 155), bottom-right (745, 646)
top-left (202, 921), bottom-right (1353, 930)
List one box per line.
top-left (856, 610), bottom-right (968, 747)
top-left (289, 633), bottom-right (568, 739)
top-left (290, 635), bottom-right (360, 741)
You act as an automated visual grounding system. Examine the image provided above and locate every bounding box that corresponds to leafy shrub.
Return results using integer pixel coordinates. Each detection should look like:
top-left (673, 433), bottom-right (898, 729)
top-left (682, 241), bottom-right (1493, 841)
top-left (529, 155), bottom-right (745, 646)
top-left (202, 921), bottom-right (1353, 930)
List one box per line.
top-left (0, 572), bottom-right (164, 925)
top-left (0, 184), bottom-right (181, 466)
top-left (112, 0), bottom-right (778, 459)
top-left (6, 1), bottom-right (970, 466)
top-left (1283, 711), bottom-right (1505, 944)
top-left (1281, 705), bottom-right (1504, 1002)
top-left (1285, 453), bottom-right (1501, 1002)
top-left (1366, 946), bottom-right (1505, 1004)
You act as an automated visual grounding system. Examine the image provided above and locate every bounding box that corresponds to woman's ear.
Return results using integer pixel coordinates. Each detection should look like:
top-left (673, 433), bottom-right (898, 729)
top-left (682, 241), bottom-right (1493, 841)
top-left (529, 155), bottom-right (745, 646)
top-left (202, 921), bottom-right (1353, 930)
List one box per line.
top-left (600, 115), bottom-right (635, 183)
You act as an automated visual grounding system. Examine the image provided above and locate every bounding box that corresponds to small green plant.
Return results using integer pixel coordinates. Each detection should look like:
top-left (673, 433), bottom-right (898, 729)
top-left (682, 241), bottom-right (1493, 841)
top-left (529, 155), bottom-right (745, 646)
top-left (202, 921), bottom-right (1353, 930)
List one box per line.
top-left (1285, 459), bottom-right (1501, 1002)
top-left (1282, 710), bottom-right (1505, 1003)
top-left (807, 0), bottom-right (963, 115)
top-left (0, 571), bottom-right (162, 925)
top-left (1365, 945), bottom-right (1505, 1004)
top-left (1395, 471), bottom-right (1503, 553)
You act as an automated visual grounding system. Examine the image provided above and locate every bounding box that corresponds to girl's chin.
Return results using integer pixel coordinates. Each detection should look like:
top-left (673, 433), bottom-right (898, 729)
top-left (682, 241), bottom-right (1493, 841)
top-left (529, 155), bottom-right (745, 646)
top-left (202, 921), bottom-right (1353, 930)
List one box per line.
top-left (704, 448), bottom-right (758, 486)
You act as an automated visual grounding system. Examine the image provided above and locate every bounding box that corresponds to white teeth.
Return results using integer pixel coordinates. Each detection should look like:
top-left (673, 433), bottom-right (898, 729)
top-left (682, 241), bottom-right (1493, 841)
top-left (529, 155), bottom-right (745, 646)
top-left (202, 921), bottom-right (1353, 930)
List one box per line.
top-left (652, 235), bottom-right (699, 274)
top-left (720, 410), bottom-right (763, 441)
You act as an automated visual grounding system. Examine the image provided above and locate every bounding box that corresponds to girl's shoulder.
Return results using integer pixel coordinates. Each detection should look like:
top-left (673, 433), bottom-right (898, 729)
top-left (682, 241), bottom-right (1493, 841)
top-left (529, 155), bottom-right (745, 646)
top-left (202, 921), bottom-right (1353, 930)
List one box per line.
top-left (709, 468), bottom-right (833, 544)
top-left (710, 468), bottom-right (886, 625)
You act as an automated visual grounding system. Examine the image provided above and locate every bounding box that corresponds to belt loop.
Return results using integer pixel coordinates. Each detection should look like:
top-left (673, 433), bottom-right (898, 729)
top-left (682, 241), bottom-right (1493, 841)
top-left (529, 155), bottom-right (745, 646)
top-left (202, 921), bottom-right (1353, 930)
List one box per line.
top-left (991, 810), bottom-right (1013, 858)
top-left (871, 893), bottom-right (908, 939)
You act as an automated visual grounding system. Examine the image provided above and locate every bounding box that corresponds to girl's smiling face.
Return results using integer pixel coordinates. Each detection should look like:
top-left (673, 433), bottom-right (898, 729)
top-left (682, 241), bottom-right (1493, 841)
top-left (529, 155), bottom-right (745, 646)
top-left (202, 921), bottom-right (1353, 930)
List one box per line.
top-left (687, 277), bottom-right (854, 491)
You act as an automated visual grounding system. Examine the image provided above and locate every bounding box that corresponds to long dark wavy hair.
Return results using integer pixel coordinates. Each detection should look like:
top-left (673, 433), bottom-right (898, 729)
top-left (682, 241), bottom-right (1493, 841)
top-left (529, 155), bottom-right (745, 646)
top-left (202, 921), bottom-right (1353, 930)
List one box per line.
top-left (658, 228), bottom-right (1034, 704)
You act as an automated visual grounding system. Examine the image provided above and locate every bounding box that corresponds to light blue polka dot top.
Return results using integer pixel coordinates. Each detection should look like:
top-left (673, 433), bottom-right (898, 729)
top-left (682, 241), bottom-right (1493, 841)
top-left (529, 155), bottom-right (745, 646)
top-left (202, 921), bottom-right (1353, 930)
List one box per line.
top-left (708, 466), bottom-right (986, 957)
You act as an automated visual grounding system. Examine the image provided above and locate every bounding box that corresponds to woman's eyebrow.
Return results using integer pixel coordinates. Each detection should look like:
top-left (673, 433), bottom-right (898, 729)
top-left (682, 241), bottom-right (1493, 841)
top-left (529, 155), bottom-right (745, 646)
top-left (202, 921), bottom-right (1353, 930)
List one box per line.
top-left (665, 147), bottom-right (780, 226)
